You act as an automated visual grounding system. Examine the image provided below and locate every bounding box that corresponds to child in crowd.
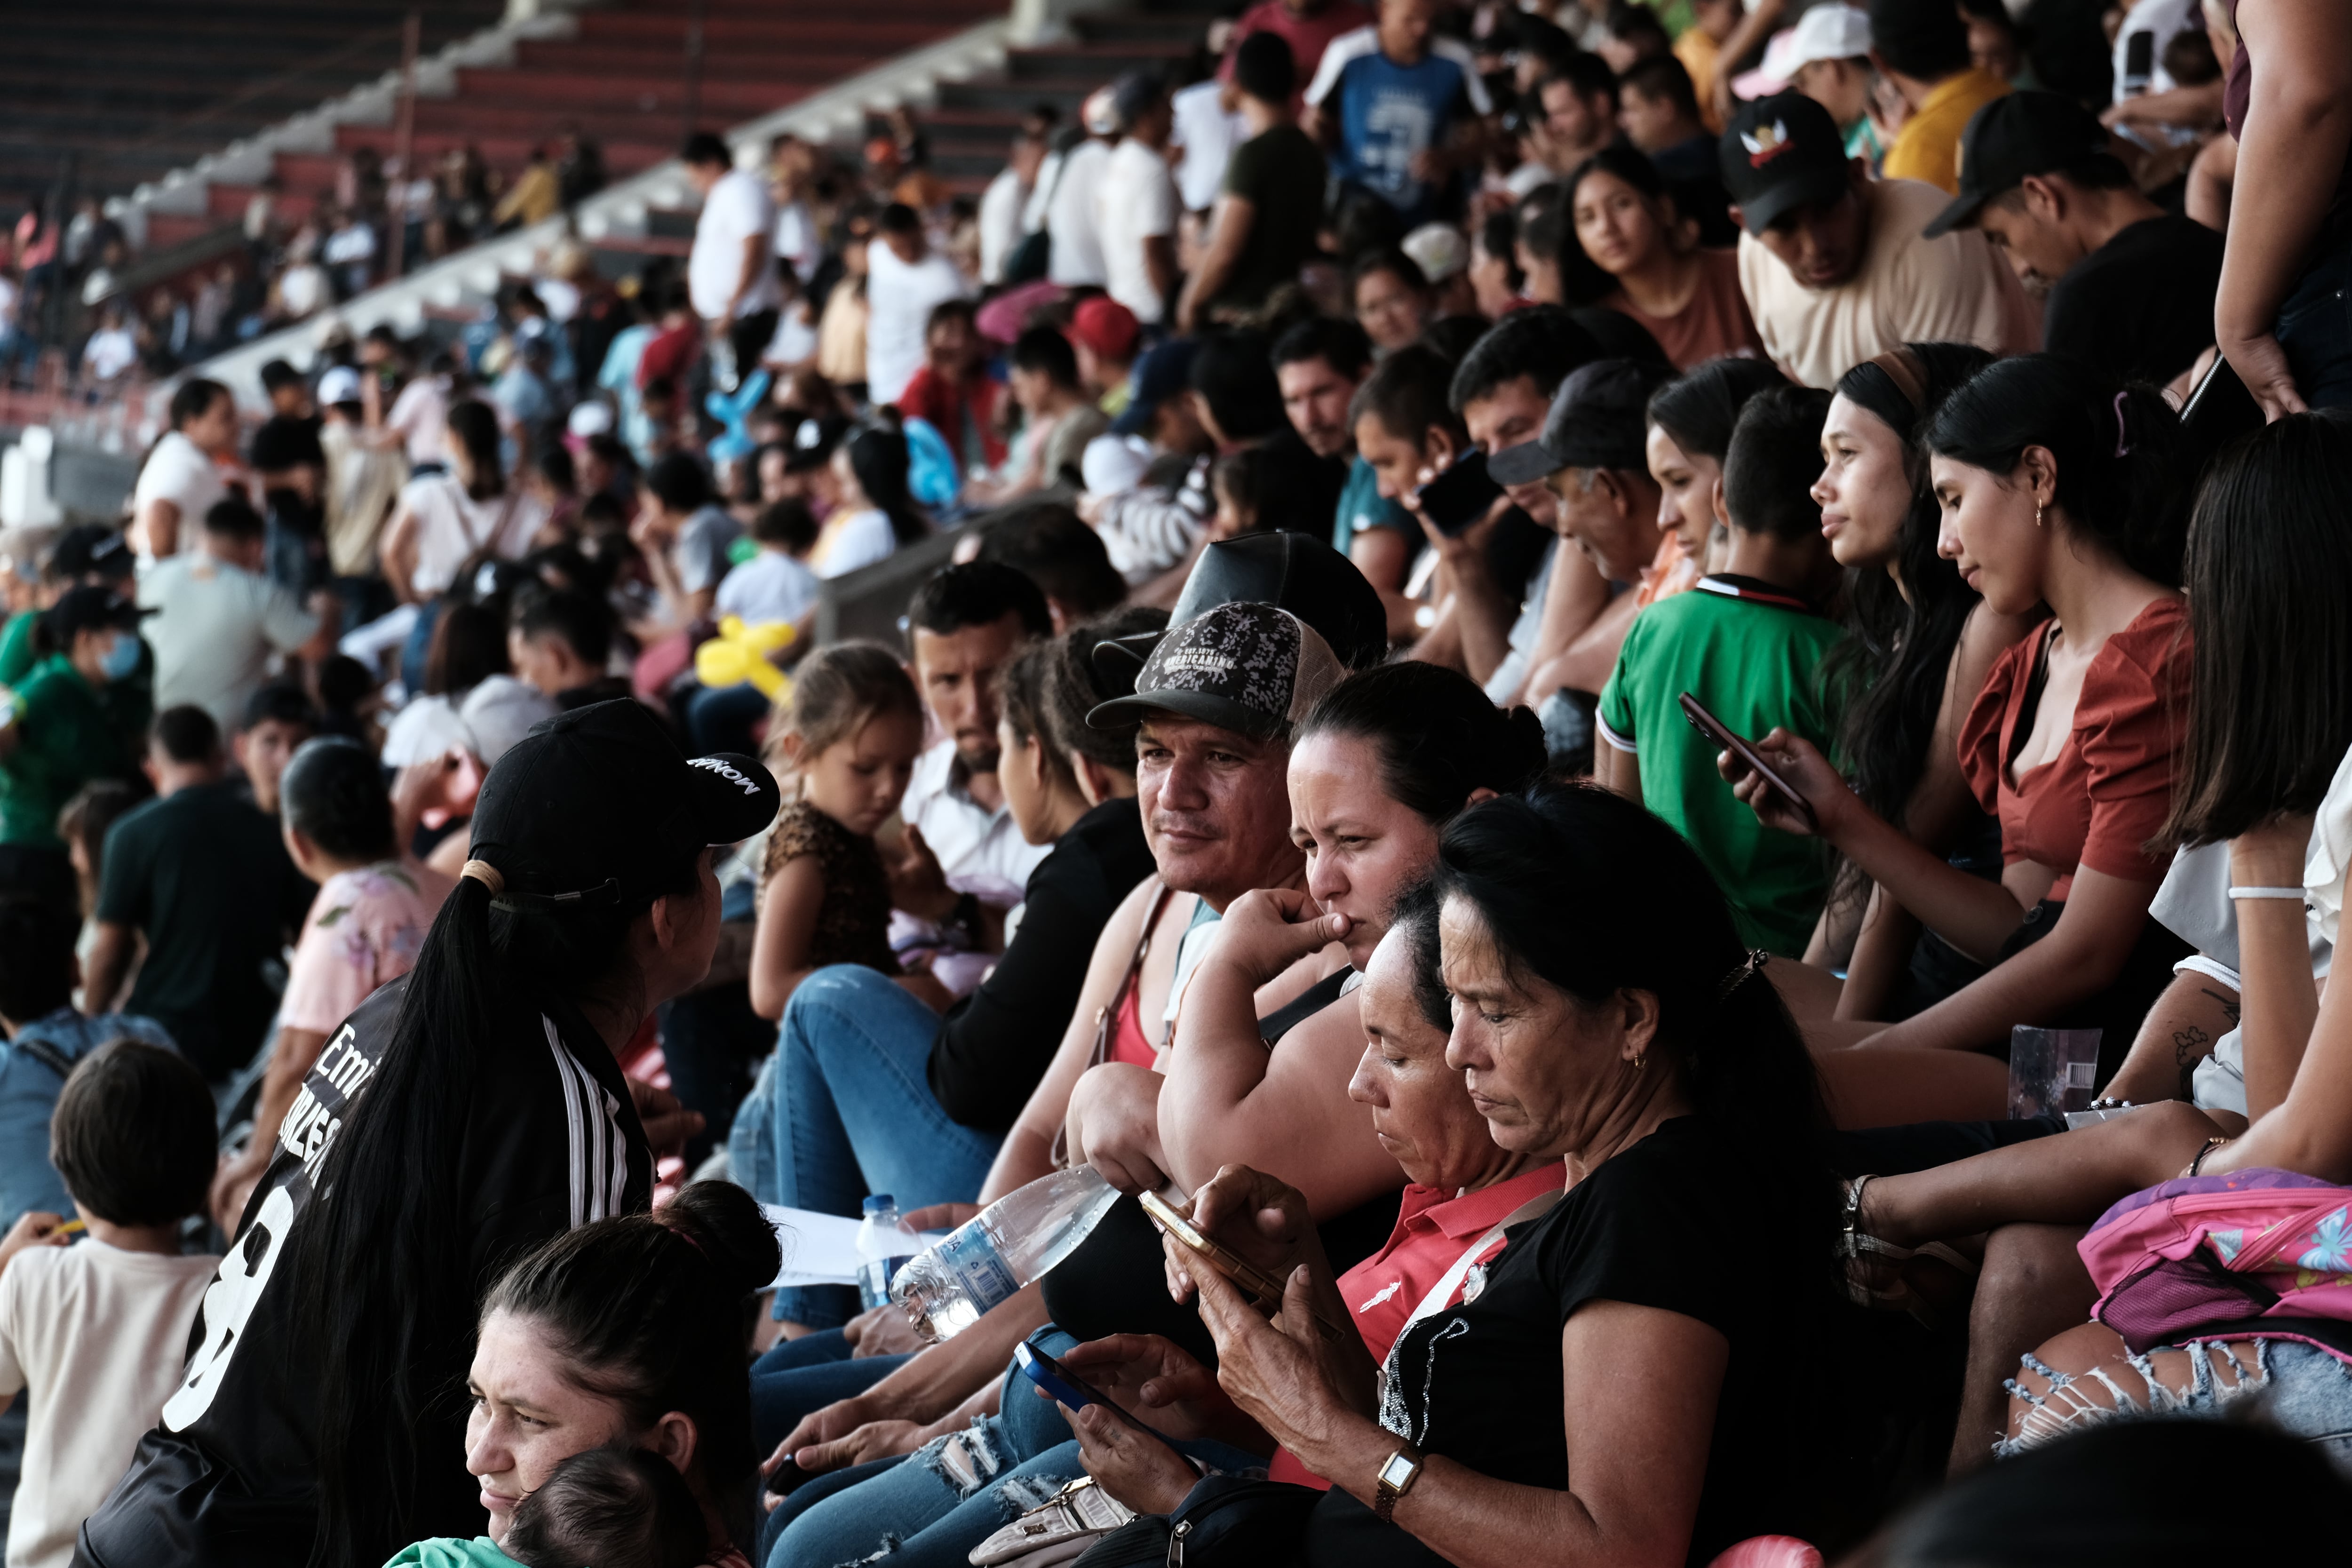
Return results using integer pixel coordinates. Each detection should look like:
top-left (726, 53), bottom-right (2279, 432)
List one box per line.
top-left (384, 1447), bottom-right (707, 1568)
top-left (0, 899), bottom-right (178, 1227)
top-left (714, 498), bottom-right (822, 630)
top-left (1598, 385), bottom-right (1848, 957)
top-left (1208, 447), bottom-right (1271, 541)
top-left (748, 642), bottom-right (935, 1019)
top-left (210, 737), bottom-right (456, 1231)
top-left (506, 584), bottom-right (627, 709)
top-left (0, 1040), bottom-right (219, 1568)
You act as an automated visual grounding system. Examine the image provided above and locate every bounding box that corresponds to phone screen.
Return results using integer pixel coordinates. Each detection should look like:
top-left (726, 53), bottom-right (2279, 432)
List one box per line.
top-left (1414, 449), bottom-right (1504, 537)
top-left (1678, 693), bottom-right (1818, 831)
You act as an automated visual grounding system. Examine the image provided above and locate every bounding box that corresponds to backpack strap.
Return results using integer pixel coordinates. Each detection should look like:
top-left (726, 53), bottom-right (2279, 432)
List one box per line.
top-left (11, 1035), bottom-right (78, 1080)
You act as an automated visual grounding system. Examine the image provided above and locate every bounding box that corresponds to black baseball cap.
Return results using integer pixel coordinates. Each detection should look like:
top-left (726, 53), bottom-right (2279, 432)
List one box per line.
top-left (1109, 337), bottom-right (1202, 438)
top-left (1922, 91), bottom-right (2114, 239)
top-left (1090, 532), bottom-right (1388, 695)
top-left (1087, 602), bottom-right (1347, 739)
top-left (1719, 91), bottom-right (1852, 236)
top-left (1487, 358), bottom-right (1666, 486)
top-left (45, 584), bottom-right (148, 643)
top-left (47, 524), bottom-right (133, 583)
top-left (469, 699), bottom-right (779, 907)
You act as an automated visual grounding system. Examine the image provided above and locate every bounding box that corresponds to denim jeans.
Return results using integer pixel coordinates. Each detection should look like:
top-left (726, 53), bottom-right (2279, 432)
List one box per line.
top-left (2001, 1337), bottom-right (2352, 1465)
top-left (750, 1330), bottom-right (911, 1457)
top-left (728, 966), bottom-right (1004, 1328)
top-left (766, 1326), bottom-right (1267, 1568)
top-left (2279, 234), bottom-right (2352, 413)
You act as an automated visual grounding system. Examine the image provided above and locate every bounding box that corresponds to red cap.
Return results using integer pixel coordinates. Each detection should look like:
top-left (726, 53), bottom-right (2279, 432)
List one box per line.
top-left (1069, 297), bottom-right (1140, 363)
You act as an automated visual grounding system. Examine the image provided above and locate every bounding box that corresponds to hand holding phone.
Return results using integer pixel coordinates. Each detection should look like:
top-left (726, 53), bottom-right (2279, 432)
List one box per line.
top-left (1679, 693), bottom-right (1820, 833)
top-left (1411, 448), bottom-right (1504, 539)
top-left (1015, 1341), bottom-right (1110, 1412)
top-left (1139, 1190), bottom-right (1349, 1345)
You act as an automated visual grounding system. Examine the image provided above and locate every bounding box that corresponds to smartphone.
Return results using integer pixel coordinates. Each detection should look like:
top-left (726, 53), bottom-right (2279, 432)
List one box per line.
top-left (1678, 692), bottom-right (1819, 832)
top-left (1413, 449), bottom-right (1504, 538)
top-left (2179, 354), bottom-right (2265, 477)
top-left (2122, 29), bottom-right (2156, 96)
top-left (1137, 1190), bottom-right (1349, 1345)
top-left (764, 1456), bottom-right (813, 1498)
top-left (1014, 1341), bottom-right (1110, 1412)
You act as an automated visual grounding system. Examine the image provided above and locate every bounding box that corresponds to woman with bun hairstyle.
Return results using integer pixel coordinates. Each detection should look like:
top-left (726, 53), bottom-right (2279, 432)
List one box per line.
top-left (1809, 342), bottom-right (2037, 1011)
top-left (1724, 355), bottom-right (2194, 1090)
top-left (83, 701), bottom-right (782, 1568)
top-left (459, 1181), bottom-right (784, 1560)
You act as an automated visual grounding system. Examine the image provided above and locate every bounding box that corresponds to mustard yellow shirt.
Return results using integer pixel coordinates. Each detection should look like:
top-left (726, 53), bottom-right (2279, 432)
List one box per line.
top-left (1883, 68), bottom-right (2010, 195)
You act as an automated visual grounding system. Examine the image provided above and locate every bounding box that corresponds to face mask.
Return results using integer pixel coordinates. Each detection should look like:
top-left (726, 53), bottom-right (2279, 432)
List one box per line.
top-left (97, 631), bottom-right (141, 681)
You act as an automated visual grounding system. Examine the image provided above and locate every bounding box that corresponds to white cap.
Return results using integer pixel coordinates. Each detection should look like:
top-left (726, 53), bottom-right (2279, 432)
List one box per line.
top-left (316, 365), bottom-right (363, 406)
top-left (567, 400), bottom-right (615, 439)
top-left (1081, 432), bottom-right (1152, 496)
top-left (1787, 4), bottom-right (1872, 70)
top-left (1401, 223), bottom-right (1470, 283)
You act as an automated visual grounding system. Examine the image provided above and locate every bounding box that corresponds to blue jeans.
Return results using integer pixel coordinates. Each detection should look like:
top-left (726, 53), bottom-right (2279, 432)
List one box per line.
top-left (2279, 234), bottom-right (2352, 413)
top-left (767, 1327), bottom-right (1265, 1568)
top-left (729, 966), bottom-right (1003, 1328)
top-left (750, 1330), bottom-right (912, 1457)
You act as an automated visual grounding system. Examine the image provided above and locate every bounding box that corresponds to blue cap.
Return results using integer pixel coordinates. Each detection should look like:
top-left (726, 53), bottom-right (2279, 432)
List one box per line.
top-left (1109, 336), bottom-right (1201, 438)
top-left (863, 1194), bottom-right (897, 1213)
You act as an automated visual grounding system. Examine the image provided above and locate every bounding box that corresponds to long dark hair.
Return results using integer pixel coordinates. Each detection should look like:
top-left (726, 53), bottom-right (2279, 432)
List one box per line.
top-left (1925, 353), bottom-right (2190, 589)
top-left (482, 1182), bottom-right (782, 1552)
top-left (844, 424), bottom-right (928, 546)
top-left (1645, 355), bottom-right (1790, 466)
top-left (2165, 411), bottom-right (2352, 847)
top-left (447, 398), bottom-right (508, 503)
top-left (1431, 785), bottom-right (1832, 1170)
top-left (1819, 343), bottom-right (1994, 902)
top-left (1296, 662), bottom-right (1547, 823)
top-left (291, 816), bottom-right (707, 1566)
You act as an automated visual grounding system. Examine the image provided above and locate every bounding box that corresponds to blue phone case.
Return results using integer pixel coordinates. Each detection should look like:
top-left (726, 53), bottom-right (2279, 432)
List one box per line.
top-left (1014, 1342), bottom-right (1098, 1410)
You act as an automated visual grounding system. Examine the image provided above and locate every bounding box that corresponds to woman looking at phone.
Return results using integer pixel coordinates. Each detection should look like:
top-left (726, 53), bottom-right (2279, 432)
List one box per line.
top-left (1116, 786), bottom-right (1842, 1567)
top-left (1807, 343), bottom-right (2037, 1011)
top-left (1724, 355), bottom-right (2193, 1080)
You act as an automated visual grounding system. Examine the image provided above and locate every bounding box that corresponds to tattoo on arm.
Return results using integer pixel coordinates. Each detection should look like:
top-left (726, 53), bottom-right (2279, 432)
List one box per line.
top-left (2174, 1024), bottom-right (2212, 1101)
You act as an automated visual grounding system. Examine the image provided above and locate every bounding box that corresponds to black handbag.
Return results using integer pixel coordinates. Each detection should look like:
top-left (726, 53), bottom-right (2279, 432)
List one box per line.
top-left (1070, 1475), bottom-right (1320, 1568)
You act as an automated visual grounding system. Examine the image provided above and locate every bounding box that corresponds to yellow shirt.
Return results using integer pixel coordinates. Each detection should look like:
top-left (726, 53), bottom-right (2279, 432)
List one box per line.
top-left (1883, 68), bottom-right (2010, 195)
top-left (1674, 29), bottom-right (1725, 135)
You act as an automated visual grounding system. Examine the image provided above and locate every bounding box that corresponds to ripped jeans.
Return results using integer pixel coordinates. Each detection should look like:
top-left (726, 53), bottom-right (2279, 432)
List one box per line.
top-left (2000, 1337), bottom-right (2352, 1465)
top-left (765, 1327), bottom-right (1264, 1568)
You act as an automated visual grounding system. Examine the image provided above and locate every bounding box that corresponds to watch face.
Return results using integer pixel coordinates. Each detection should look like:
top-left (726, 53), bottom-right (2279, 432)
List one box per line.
top-left (1379, 1452), bottom-right (1419, 1489)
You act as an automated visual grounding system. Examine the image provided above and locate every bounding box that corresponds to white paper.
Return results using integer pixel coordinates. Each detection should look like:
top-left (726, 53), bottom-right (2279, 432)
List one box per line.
top-left (763, 1203), bottom-right (947, 1290)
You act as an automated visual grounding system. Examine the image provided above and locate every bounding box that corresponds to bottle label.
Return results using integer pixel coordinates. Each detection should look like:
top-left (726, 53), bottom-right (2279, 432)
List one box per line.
top-left (935, 1227), bottom-right (1020, 1314)
top-left (858, 1255), bottom-right (908, 1309)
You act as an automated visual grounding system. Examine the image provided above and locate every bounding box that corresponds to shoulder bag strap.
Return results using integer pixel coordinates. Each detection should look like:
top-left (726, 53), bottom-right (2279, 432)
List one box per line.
top-left (1398, 1187), bottom-right (1566, 1334)
top-left (1053, 881), bottom-right (1175, 1169)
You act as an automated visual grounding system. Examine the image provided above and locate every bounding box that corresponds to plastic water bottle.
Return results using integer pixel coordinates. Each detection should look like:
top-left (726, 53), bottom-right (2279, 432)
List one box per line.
top-left (855, 1195), bottom-right (921, 1311)
top-left (890, 1166), bottom-right (1121, 1342)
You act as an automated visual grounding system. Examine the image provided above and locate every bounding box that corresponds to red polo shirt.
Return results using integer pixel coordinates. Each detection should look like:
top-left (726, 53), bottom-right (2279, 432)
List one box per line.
top-left (1268, 1159), bottom-right (1565, 1487)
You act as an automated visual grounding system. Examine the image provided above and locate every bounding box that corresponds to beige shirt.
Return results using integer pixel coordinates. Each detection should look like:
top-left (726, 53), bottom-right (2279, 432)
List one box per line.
top-left (1736, 177), bottom-right (2040, 390)
top-left (322, 418), bottom-right (409, 578)
top-left (0, 1240), bottom-right (219, 1568)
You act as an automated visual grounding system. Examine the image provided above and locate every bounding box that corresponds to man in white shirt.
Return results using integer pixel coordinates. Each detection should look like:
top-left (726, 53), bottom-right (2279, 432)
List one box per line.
top-left (1097, 74), bottom-right (1182, 325)
top-left (978, 110), bottom-right (1056, 284)
top-left (137, 497), bottom-right (332, 732)
top-left (682, 132), bottom-right (783, 388)
top-left (1725, 91), bottom-right (2036, 388)
top-left (1170, 76), bottom-right (1249, 215)
top-left (768, 132), bottom-right (824, 282)
top-left (864, 204), bottom-right (973, 406)
top-left (1043, 91), bottom-right (1120, 287)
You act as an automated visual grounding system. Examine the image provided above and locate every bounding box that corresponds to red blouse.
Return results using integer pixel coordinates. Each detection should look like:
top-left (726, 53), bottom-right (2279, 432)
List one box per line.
top-left (1958, 597), bottom-right (2191, 900)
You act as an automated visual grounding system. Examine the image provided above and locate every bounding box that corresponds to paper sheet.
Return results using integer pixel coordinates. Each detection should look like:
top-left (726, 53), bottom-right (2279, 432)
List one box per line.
top-left (763, 1203), bottom-right (948, 1290)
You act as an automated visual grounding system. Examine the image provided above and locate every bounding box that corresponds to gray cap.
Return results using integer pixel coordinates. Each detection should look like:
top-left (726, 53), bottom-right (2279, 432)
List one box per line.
top-left (1088, 602), bottom-right (1346, 740)
top-left (1486, 358), bottom-right (1665, 486)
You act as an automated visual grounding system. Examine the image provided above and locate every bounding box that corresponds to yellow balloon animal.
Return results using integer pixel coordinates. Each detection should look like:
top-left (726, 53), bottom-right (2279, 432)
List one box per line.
top-left (693, 616), bottom-right (796, 700)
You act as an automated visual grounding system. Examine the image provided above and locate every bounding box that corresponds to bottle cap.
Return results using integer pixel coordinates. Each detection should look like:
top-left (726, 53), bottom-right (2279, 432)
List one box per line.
top-left (863, 1194), bottom-right (896, 1214)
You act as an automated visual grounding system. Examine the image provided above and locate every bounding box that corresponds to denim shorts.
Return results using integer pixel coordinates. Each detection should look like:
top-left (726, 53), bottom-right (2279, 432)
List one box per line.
top-left (2001, 1336), bottom-right (2352, 1467)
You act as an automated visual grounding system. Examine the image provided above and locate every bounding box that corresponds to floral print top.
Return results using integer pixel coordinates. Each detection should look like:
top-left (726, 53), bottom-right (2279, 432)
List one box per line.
top-left (278, 859), bottom-right (458, 1035)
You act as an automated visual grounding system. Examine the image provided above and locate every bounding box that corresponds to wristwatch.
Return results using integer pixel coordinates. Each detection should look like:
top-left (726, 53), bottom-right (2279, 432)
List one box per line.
top-left (1373, 1443), bottom-right (1424, 1524)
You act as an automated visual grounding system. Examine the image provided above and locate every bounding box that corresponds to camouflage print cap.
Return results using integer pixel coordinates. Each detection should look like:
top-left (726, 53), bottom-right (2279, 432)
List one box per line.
top-left (1084, 601), bottom-right (1346, 740)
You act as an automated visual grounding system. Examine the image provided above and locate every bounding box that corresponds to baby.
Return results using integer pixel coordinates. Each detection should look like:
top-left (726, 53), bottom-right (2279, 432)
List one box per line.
top-left (385, 1448), bottom-right (707, 1568)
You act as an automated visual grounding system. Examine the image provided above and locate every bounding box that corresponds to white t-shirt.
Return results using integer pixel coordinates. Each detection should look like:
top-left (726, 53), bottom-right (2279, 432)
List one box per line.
top-left (775, 197), bottom-right (822, 282)
top-left (978, 166), bottom-right (1032, 285)
top-left (0, 273), bottom-right (18, 334)
top-left (715, 548), bottom-right (821, 626)
top-left (864, 241), bottom-right (971, 406)
top-left (397, 474), bottom-right (550, 598)
top-left (277, 262), bottom-right (327, 320)
top-left (137, 551), bottom-right (321, 730)
top-left (0, 1240), bottom-right (219, 1568)
top-left (129, 430), bottom-right (230, 564)
top-left (386, 375), bottom-right (450, 468)
top-left (1046, 139), bottom-right (1114, 287)
top-left (1170, 80), bottom-right (1248, 213)
top-left (813, 507), bottom-right (899, 578)
top-left (1736, 178), bottom-right (2040, 390)
top-left (81, 327), bottom-right (137, 382)
top-left (1097, 138), bottom-right (1179, 325)
top-left (689, 167), bottom-right (783, 322)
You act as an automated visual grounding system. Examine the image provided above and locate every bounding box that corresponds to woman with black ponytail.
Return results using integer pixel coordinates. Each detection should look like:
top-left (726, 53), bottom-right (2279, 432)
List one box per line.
top-left (1723, 355), bottom-right (2194, 1088)
top-left (83, 700), bottom-right (781, 1568)
top-left (1811, 343), bottom-right (2037, 1014)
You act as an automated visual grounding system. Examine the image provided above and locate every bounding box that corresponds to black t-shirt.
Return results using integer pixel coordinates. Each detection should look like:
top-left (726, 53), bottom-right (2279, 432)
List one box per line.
top-left (1312, 1117), bottom-right (1828, 1567)
top-left (79, 977), bottom-right (653, 1568)
top-left (1214, 123), bottom-right (1330, 314)
top-left (928, 797), bottom-right (1157, 1131)
top-left (2043, 214), bottom-right (2226, 384)
top-left (95, 782), bottom-right (315, 1080)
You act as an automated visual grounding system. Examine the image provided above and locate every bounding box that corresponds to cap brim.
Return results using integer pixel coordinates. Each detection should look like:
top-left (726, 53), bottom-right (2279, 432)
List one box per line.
top-left (681, 750), bottom-right (783, 844)
top-left (1735, 167), bottom-right (1851, 236)
top-left (1919, 188), bottom-right (1986, 240)
top-left (1086, 688), bottom-right (1282, 738)
top-left (1089, 629), bottom-right (1163, 699)
top-left (1108, 400), bottom-right (1158, 438)
top-left (1487, 438), bottom-right (1566, 487)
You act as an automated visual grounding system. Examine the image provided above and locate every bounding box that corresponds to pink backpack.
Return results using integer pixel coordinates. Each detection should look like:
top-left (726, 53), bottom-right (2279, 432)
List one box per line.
top-left (2079, 1168), bottom-right (2352, 1353)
